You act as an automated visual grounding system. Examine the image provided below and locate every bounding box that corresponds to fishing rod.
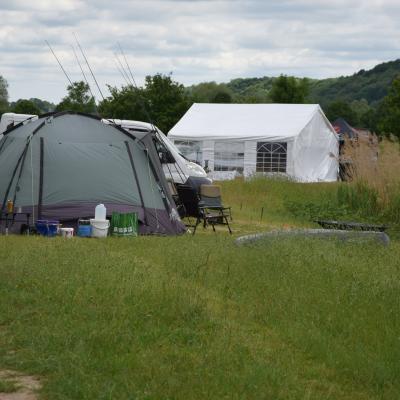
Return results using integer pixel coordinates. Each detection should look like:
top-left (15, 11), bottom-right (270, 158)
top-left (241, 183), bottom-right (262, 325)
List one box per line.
top-left (118, 42), bottom-right (137, 87)
top-left (73, 32), bottom-right (105, 101)
top-left (115, 42), bottom-right (156, 130)
top-left (114, 52), bottom-right (132, 86)
top-left (70, 44), bottom-right (96, 101)
top-left (45, 40), bottom-right (73, 85)
top-left (115, 43), bottom-right (188, 183)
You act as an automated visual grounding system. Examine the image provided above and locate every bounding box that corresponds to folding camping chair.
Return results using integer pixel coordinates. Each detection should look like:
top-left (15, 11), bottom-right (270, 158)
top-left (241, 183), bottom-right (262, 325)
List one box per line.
top-left (196, 184), bottom-right (232, 234)
top-left (175, 184), bottom-right (232, 234)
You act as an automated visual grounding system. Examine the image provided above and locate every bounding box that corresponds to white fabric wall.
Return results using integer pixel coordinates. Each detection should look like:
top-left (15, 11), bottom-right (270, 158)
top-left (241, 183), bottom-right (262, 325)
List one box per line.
top-left (292, 110), bottom-right (339, 182)
top-left (244, 141), bottom-right (257, 177)
top-left (242, 139), bottom-right (295, 178)
top-left (202, 140), bottom-right (215, 170)
top-left (171, 107), bottom-right (339, 183)
top-left (173, 132), bottom-right (338, 182)
top-left (286, 141), bottom-right (295, 176)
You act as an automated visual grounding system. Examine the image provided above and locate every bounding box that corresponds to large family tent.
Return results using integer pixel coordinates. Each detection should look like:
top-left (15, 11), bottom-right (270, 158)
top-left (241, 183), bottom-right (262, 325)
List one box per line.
top-left (168, 103), bottom-right (339, 182)
top-left (0, 111), bottom-right (185, 235)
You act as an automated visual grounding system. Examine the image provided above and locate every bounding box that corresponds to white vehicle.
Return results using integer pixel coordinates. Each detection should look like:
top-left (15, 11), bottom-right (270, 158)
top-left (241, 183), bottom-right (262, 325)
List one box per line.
top-left (1, 113), bottom-right (210, 190)
top-left (103, 119), bottom-right (211, 189)
top-left (0, 113), bottom-right (38, 138)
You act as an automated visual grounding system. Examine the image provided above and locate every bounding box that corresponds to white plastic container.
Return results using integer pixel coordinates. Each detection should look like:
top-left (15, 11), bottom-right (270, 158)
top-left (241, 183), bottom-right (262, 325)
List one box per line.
top-left (90, 219), bottom-right (110, 238)
top-left (95, 204), bottom-right (107, 220)
top-left (60, 227), bottom-right (74, 238)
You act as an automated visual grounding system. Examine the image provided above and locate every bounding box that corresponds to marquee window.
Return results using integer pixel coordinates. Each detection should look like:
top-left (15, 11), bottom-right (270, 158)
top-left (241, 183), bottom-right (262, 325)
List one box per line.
top-left (214, 142), bottom-right (244, 173)
top-left (173, 140), bottom-right (203, 165)
top-left (256, 142), bottom-right (287, 173)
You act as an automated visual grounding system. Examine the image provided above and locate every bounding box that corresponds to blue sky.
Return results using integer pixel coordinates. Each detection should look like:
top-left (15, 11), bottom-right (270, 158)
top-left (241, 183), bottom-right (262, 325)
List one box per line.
top-left (0, 0), bottom-right (399, 103)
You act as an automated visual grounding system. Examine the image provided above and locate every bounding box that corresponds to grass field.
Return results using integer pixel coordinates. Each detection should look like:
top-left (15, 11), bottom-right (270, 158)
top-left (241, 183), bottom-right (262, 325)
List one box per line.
top-left (1, 178), bottom-right (399, 399)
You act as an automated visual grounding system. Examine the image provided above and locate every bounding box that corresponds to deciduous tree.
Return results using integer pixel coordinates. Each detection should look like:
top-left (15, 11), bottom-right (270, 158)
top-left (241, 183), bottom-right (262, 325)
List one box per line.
top-left (325, 100), bottom-right (359, 126)
top-left (270, 75), bottom-right (309, 103)
top-left (12, 99), bottom-right (41, 115)
top-left (376, 76), bottom-right (400, 138)
top-left (187, 82), bottom-right (233, 103)
top-left (99, 73), bottom-right (189, 133)
top-left (212, 91), bottom-right (232, 103)
top-left (0, 75), bottom-right (9, 114)
top-left (98, 84), bottom-right (147, 121)
top-left (144, 73), bottom-right (189, 133)
top-left (56, 81), bottom-right (96, 114)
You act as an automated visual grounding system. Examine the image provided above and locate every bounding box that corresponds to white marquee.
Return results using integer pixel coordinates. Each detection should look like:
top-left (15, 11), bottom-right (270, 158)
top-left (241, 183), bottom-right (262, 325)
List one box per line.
top-left (168, 103), bottom-right (339, 182)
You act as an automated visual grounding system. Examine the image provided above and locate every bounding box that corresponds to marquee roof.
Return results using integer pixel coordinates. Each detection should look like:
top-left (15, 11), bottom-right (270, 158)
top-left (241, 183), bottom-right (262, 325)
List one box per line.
top-left (168, 103), bottom-right (336, 142)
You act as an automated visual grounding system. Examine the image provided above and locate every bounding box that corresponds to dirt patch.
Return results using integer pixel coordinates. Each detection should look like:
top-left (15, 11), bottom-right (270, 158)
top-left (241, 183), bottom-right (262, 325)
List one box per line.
top-left (0, 370), bottom-right (41, 400)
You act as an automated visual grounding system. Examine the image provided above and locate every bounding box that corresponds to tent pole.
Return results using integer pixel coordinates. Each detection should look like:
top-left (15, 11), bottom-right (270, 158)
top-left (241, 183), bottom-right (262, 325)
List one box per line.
top-left (125, 141), bottom-right (149, 226)
top-left (37, 138), bottom-right (44, 220)
top-left (11, 140), bottom-right (31, 206)
top-left (1, 143), bottom-right (29, 212)
top-left (0, 136), bottom-right (9, 155)
top-left (1, 121), bottom-right (46, 214)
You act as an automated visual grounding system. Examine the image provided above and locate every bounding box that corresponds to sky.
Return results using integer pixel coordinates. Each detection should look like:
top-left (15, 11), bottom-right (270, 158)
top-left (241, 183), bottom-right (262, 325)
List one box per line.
top-left (0, 0), bottom-right (400, 103)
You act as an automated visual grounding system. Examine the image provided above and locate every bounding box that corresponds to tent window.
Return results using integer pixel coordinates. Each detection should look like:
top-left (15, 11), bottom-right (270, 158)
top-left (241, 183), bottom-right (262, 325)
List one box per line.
top-left (256, 142), bottom-right (287, 173)
top-left (214, 142), bottom-right (244, 173)
top-left (152, 138), bottom-right (175, 164)
top-left (174, 140), bottom-right (202, 165)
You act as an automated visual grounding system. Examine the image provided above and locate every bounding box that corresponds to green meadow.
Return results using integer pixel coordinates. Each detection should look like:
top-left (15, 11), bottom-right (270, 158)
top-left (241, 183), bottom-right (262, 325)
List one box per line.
top-left (0, 178), bottom-right (399, 399)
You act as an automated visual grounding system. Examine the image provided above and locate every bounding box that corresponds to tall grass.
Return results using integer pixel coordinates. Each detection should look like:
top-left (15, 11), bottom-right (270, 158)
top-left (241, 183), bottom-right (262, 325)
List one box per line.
top-left (338, 137), bottom-right (400, 224)
top-left (219, 177), bottom-right (339, 230)
top-left (337, 181), bottom-right (379, 216)
top-left (220, 176), bottom-right (370, 227)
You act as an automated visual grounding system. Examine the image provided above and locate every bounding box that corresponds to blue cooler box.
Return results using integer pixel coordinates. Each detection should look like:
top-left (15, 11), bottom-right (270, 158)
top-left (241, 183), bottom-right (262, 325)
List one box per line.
top-left (35, 220), bottom-right (59, 237)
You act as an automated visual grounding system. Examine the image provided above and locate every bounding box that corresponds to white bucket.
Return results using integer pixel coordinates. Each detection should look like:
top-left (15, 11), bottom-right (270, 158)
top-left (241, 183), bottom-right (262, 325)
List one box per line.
top-left (90, 219), bottom-right (110, 238)
top-left (60, 227), bottom-right (74, 238)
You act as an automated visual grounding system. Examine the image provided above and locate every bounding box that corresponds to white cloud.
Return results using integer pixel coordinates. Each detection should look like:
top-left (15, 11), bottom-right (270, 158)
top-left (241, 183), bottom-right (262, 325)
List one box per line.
top-left (0, 0), bottom-right (399, 103)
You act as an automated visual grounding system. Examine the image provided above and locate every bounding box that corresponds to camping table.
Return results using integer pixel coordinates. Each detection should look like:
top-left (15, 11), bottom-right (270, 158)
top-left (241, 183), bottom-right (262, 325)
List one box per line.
top-left (315, 219), bottom-right (388, 232)
top-left (0, 212), bottom-right (31, 235)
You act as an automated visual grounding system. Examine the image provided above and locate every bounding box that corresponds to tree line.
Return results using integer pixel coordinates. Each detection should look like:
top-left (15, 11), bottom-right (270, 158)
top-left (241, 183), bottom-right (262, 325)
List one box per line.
top-left (0, 74), bottom-right (189, 133)
top-left (1, 72), bottom-right (400, 137)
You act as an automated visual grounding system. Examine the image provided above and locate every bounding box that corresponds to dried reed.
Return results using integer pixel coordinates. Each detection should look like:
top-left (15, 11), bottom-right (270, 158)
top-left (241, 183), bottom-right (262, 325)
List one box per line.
top-left (339, 133), bottom-right (400, 222)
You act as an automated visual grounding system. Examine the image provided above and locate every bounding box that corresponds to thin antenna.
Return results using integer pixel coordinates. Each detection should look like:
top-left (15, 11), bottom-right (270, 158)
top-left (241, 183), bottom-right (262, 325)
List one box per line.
top-left (73, 32), bottom-right (105, 101)
top-left (70, 44), bottom-right (96, 100)
top-left (114, 53), bottom-right (132, 86)
top-left (45, 40), bottom-right (73, 85)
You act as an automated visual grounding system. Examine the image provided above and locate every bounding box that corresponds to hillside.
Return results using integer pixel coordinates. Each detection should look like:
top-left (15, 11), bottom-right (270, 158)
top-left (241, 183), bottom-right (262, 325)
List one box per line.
top-left (221, 59), bottom-right (400, 107)
top-left (309, 59), bottom-right (400, 107)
